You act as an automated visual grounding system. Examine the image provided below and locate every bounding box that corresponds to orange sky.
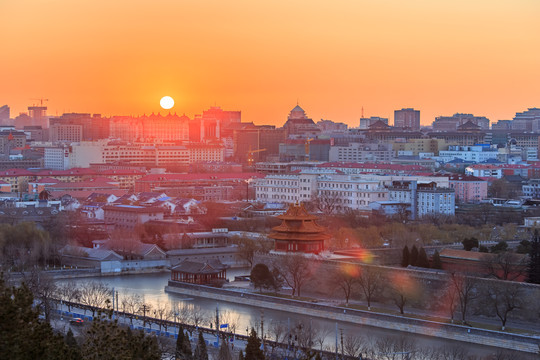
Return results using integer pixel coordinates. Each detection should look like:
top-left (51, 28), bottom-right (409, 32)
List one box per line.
top-left (1, 0), bottom-right (539, 127)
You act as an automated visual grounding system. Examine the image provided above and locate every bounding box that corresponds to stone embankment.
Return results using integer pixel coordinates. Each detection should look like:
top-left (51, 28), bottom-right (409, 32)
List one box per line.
top-left (165, 281), bottom-right (540, 354)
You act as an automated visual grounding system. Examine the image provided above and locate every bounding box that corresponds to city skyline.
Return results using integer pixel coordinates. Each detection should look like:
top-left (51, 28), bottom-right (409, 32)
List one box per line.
top-left (2, 0), bottom-right (540, 126)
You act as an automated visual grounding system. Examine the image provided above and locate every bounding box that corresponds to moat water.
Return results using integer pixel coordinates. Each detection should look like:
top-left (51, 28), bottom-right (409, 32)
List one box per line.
top-left (56, 271), bottom-right (505, 356)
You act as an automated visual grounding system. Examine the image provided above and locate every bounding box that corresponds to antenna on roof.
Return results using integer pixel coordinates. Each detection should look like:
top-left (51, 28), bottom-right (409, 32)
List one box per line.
top-left (361, 106), bottom-right (364, 118)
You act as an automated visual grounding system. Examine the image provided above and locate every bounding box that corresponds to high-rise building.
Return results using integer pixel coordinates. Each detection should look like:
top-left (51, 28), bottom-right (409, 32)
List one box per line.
top-left (233, 125), bottom-right (286, 163)
top-left (394, 108), bottom-right (420, 130)
top-left (0, 130), bottom-right (26, 157)
top-left (189, 106), bottom-right (241, 142)
top-left (49, 113), bottom-right (110, 142)
top-left (512, 108), bottom-right (540, 132)
top-left (0, 105), bottom-right (10, 123)
top-left (28, 105), bottom-right (48, 128)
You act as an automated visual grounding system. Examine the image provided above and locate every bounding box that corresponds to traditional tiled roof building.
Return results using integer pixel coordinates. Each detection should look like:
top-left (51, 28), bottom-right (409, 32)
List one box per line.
top-left (269, 203), bottom-right (330, 254)
top-left (171, 259), bottom-right (228, 285)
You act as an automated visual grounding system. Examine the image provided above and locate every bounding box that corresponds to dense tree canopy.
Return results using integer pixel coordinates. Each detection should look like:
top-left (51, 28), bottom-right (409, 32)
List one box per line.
top-left (0, 276), bottom-right (76, 360)
top-left (529, 231), bottom-right (540, 284)
top-left (250, 263), bottom-right (274, 292)
top-left (245, 328), bottom-right (265, 360)
top-left (82, 309), bottom-right (160, 360)
top-left (462, 237), bottom-right (479, 251)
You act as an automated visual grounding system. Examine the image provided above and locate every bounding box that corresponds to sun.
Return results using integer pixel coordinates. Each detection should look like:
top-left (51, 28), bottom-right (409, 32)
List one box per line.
top-left (160, 96), bottom-right (174, 110)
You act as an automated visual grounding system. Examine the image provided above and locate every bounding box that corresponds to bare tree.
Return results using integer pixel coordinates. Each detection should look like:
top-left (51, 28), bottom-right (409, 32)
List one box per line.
top-left (480, 281), bottom-right (523, 330)
top-left (343, 334), bottom-right (364, 357)
top-left (233, 235), bottom-right (257, 268)
top-left (331, 265), bottom-right (358, 306)
top-left (357, 266), bottom-right (384, 310)
top-left (23, 269), bottom-right (56, 321)
top-left (56, 281), bottom-right (81, 312)
top-left (79, 281), bottom-right (112, 316)
top-left (312, 325), bottom-right (333, 352)
top-left (316, 190), bottom-right (341, 215)
top-left (440, 280), bottom-right (459, 323)
top-left (154, 301), bottom-right (171, 331)
top-left (219, 309), bottom-right (240, 336)
top-left (391, 282), bottom-right (408, 315)
top-left (291, 320), bottom-right (314, 351)
top-left (449, 272), bottom-right (478, 324)
top-left (273, 254), bottom-right (315, 297)
top-left (492, 348), bottom-right (536, 360)
top-left (173, 302), bottom-right (193, 325)
top-left (481, 252), bottom-right (528, 281)
top-left (121, 292), bottom-right (142, 324)
top-left (268, 320), bottom-right (287, 344)
top-left (374, 335), bottom-right (416, 360)
top-left (437, 345), bottom-right (470, 360)
top-left (190, 304), bottom-right (207, 328)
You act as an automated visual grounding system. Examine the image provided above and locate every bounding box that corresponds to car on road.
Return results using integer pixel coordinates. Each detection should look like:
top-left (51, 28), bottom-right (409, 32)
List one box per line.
top-left (70, 317), bottom-right (84, 326)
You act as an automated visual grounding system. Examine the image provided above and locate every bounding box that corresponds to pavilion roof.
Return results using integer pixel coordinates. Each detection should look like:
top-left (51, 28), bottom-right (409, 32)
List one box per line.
top-left (171, 259), bottom-right (228, 274)
top-left (276, 203), bottom-right (318, 220)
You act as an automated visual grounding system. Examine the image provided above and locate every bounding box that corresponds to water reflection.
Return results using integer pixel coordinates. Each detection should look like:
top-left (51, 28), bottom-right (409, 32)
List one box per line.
top-left (56, 271), bottom-right (495, 354)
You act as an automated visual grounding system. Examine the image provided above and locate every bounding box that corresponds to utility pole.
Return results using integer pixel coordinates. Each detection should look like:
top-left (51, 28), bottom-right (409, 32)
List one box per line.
top-left (112, 287), bottom-right (115, 320)
top-left (340, 328), bottom-right (344, 358)
top-left (216, 304), bottom-right (220, 347)
top-left (335, 323), bottom-right (338, 360)
top-left (260, 310), bottom-right (264, 351)
top-left (140, 304), bottom-right (149, 327)
top-left (287, 317), bottom-right (291, 358)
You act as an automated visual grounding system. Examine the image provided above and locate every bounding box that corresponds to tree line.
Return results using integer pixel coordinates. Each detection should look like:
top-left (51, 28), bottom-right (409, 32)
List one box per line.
top-left (250, 254), bottom-right (539, 331)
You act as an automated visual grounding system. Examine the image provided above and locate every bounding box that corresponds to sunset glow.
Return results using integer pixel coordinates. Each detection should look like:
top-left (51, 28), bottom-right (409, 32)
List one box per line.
top-left (1, 1), bottom-right (539, 126)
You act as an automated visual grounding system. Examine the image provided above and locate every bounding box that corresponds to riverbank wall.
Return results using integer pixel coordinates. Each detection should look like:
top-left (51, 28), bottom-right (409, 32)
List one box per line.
top-left (165, 281), bottom-right (540, 354)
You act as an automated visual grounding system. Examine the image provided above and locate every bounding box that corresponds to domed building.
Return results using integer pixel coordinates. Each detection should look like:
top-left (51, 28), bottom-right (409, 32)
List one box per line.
top-left (269, 202), bottom-right (330, 254)
top-left (282, 104), bottom-right (321, 137)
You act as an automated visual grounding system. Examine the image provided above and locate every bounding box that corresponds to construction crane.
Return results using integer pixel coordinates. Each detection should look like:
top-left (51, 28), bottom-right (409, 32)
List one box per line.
top-left (247, 148), bottom-right (266, 166)
top-left (305, 138), bottom-right (314, 161)
top-left (30, 98), bottom-right (49, 107)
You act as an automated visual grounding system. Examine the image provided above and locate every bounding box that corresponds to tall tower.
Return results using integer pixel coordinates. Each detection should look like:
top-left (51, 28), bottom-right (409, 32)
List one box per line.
top-left (394, 108), bottom-right (420, 130)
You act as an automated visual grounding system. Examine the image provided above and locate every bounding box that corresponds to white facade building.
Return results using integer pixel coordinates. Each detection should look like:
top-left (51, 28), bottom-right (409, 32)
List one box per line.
top-left (70, 140), bottom-right (108, 168)
top-left (44, 146), bottom-right (71, 170)
top-left (317, 175), bottom-right (388, 211)
top-left (388, 180), bottom-right (455, 219)
top-left (255, 172), bottom-right (452, 212)
top-left (437, 145), bottom-right (499, 163)
top-left (56, 141), bottom-right (224, 169)
top-left (329, 142), bottom-right (394, 163)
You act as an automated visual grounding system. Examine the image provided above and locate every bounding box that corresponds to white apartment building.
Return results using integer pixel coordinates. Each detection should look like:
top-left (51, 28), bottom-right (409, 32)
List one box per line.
top-left (47, 141), bottom-right (225, 169)
top-left (465, 165), bottom-right (503, 178)
top-left (388, 180), bottom-right (455, 219)
top-left (437, 145), bottom-right (499, 163)
top-left (329, 142), bottom-right (394, 162)
top-left (255, 173), bottom-right (388, 211)
top-left (317, 175), bottom-right (388, 211)
top-left (188, 145), bottom-right (224, 163)
top-left (102, 144), bottom-right (190, 166)
top-left (255, 169), bottom-right (455, 214)
top-left (255, 173), bottom-right (319, 203)
top-left (70, 140), bottom-right (108, 168)
top-left (44, 146), bottom-right (71, 170)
